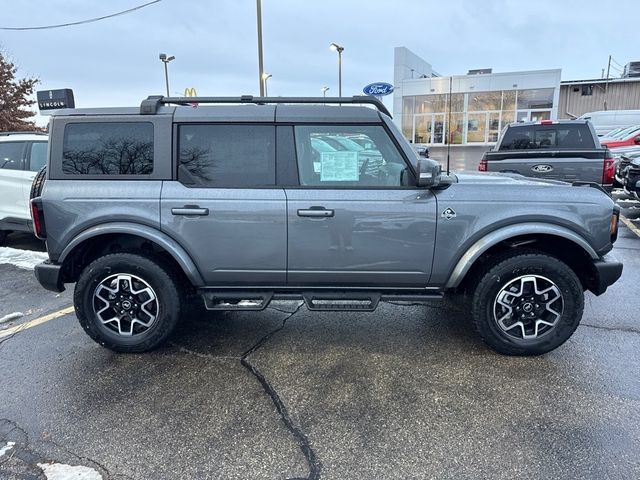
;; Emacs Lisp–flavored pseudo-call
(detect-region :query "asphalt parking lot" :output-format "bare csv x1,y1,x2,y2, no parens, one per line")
0,191,638,480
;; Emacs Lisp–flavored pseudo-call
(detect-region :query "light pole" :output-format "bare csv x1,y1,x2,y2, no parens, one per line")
262,73,272,96
321,86,329,97
256,0,265,96
159,53,175,97
329,43,344,97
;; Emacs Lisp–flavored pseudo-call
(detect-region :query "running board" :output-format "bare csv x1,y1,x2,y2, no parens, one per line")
201,291,274,311
303,291,381,311
198,289,444,312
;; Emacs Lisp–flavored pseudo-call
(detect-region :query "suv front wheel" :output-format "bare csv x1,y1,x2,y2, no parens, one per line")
74,253,183,353
471,252,584,356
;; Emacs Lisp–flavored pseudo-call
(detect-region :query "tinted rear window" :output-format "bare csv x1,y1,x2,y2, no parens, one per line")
178,124,275,187
499,124,595,150
62,122,154,175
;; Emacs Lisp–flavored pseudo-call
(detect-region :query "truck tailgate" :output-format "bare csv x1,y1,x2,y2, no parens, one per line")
484,149,606,183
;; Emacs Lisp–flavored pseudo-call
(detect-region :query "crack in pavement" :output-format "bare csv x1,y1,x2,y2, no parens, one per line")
581,322,640,335
240,302,322,480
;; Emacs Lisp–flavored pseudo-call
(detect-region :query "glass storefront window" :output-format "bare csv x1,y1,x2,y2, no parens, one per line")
517,88,554,109
501,111,514,130
468,92,501,111
414,115,431,143
415,94,447,114
502,91,516,111
447,113,465,144
467,113,487,143
530,111,551,122
488,112,501,142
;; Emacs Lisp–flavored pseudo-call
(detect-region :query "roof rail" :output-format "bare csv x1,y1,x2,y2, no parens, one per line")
0,131,47,136
139,95,392,117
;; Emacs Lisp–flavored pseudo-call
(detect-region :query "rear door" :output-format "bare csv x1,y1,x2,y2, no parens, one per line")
283,124,437,287
0,141,31,224
160,123,287,285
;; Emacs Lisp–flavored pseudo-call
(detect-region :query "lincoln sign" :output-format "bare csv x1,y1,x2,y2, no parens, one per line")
37,89,75,110
362,82,394,96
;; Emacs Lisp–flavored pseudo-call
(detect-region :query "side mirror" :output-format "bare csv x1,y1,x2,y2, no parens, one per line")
416,158,442,188
634,136,640,145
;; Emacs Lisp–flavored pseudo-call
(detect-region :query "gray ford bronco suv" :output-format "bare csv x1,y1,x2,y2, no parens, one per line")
30,95,623,356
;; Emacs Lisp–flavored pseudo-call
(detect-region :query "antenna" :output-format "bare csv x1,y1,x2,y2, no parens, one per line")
446,76,452,176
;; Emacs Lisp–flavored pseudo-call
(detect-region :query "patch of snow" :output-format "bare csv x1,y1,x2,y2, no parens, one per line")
0,312,24,324
0,247,48,270
0,441,16,456
37,462,103,480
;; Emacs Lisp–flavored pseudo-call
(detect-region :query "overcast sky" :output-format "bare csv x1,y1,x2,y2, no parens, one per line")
1,0,638,124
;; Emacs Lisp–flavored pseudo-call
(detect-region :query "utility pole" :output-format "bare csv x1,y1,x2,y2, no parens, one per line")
256,0,265,96
604,55,612,110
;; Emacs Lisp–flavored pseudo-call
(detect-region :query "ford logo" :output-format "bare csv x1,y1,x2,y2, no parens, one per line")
531,164,553,173
363,82,394,96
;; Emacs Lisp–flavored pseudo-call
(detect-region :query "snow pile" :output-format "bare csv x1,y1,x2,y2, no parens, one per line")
37,462,103,480
0,247,48,270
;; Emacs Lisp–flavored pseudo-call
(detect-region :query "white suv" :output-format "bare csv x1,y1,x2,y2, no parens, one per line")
0,131,48,244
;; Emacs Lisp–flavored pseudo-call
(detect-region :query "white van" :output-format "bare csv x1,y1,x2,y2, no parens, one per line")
579,110,640,137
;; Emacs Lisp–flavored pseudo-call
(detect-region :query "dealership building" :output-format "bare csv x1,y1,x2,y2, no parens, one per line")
393,47,563,146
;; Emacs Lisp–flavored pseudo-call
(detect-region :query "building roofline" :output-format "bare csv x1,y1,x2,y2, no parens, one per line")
561,77,640,86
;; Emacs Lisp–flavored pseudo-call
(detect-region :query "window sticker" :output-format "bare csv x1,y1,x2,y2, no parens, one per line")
320,151,359,181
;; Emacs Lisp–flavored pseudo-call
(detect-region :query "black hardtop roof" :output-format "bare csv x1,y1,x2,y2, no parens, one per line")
50,95,389,123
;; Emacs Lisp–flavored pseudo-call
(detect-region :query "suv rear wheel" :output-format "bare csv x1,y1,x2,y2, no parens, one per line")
74,253,183,353
471,252,584,356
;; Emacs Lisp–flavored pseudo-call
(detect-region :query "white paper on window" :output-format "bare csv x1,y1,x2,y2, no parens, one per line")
320,151,359,181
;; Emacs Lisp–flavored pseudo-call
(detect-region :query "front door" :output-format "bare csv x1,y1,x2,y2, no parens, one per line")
286,124,437,288
160,124,286,285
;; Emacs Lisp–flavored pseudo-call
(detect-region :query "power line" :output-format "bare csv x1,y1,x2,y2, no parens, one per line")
0,0,162,31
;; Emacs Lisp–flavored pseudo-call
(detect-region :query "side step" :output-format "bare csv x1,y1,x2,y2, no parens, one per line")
198,290,444,312
201,291,273,311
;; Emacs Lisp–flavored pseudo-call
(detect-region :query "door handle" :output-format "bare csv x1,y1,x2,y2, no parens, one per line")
171,206,209,216
297,207,335,218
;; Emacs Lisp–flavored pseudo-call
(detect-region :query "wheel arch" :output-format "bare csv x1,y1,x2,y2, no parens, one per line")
58,222,205,287
446,223,599,290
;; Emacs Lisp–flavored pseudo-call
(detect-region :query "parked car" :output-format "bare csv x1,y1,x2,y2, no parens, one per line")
579,110,640,137
623,155,640,200
600,127,640,149
614,149,640,187
30,95,622,356
600,125,640,142
0,131,48,244
479,120,614,190
411,144,429,158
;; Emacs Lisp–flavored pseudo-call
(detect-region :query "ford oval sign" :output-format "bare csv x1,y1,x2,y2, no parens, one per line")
531,164,554,173
363,82,394,96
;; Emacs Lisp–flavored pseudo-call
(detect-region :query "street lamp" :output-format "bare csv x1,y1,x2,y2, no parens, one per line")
321,86,329,97
159,53,175,97
262,73,272,97
329,42,344,97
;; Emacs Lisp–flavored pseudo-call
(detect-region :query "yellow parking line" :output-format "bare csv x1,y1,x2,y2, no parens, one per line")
620,215,640,239
0,306,74,340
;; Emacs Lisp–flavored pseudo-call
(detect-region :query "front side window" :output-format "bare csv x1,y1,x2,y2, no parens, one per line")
178,125,275,187
62,122,153,175
294,125,411,187
29,142,48,171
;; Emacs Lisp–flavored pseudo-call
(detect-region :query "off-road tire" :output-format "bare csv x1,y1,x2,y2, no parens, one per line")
30,166,47,200
471,252,584,356
74,253,183,353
